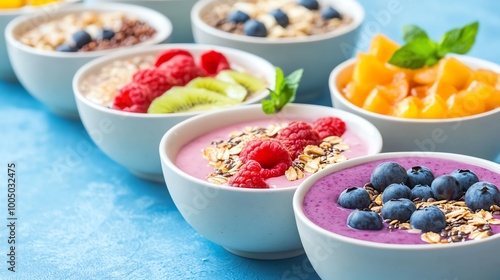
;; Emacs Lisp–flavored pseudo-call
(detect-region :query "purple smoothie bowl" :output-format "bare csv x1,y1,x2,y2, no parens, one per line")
293,152,500,280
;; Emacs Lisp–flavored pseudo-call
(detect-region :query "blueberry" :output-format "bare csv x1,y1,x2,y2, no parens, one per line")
382,183,411,204
72,30,92,49
55,44,78,52
406,165,434,189
410,184,434,201
410,206,446,233
97,28,115,41
431,175,462,200
243,19,268,37
321,6,341,20
347,210,383,230
226,10,250,24
370,162,408,192
269,9,289,28
298,0,319,10
338,187,371,209
450,169,479,191
381,198,416,222
464,182,500,211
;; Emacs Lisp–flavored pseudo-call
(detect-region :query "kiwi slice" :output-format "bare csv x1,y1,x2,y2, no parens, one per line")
216,70,267,94
147,87,239,114
186,77,248,102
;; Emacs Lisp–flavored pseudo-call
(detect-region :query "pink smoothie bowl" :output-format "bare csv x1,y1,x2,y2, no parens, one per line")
293,151,500,280
73,44,276,182
329,55,500,161
159,103,383,260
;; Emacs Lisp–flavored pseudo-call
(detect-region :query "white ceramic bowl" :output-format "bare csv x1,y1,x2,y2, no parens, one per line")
191,0,365,102
159,103,382,260
74,44,275,182
83,0,198,43
293,151,500,280
330,55,500,161
5,2,172,118
0,0,79,81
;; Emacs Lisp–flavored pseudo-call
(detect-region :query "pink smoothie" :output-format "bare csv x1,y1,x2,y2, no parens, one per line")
175,118,369,189
303,157,500,244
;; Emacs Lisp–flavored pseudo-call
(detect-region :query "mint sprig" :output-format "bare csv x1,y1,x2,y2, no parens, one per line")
388,21,479,69
262,67,303,114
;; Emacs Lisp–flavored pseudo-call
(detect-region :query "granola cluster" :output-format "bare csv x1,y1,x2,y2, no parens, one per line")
202,122,350,185
364,184,500,244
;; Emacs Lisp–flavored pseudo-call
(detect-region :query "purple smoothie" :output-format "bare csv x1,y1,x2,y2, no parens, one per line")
175,118,369,189
303,156,500,244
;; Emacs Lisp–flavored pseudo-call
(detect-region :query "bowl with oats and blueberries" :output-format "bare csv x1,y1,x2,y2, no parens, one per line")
158,70,382,259
73,43,276,182
83,0,198,43
329,22,500,160
191,0,365,102
293,151,500,280
0,0,79,82
5,2,172,118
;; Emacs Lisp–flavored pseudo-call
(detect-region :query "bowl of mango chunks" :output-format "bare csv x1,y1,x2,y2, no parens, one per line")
330,22,500,161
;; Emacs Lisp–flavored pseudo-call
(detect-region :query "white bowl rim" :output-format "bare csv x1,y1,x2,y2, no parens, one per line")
329,55,500,123
293,151,500,250
73,43,276,118
0,0,78,16
4,2,172,58
159,103,383,193
191,0,366,45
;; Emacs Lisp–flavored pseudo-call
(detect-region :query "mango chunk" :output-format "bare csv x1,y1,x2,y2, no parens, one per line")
342,81,375,107
420,94,447,119
428,80,458,100
437,57,473,90
467,68,499,87
368,34,401,63
353,53,395,85
392,96,422,118
413,65,438,85
362,87,392,115
466,81,500,111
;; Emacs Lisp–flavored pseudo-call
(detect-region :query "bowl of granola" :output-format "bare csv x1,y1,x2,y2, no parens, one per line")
73,44,276,182
191,0,365,101
0,0,79,81
293,151,500,280
5,2,172,117
159,103,382,259
83,0,198,43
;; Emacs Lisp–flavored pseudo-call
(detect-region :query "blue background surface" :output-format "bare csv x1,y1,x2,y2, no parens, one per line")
1,0,500,279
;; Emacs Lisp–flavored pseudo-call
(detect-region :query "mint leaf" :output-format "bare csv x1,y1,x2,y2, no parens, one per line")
274,67,285,93
261,99,276,114
261,67,303,114
403,24,429,43
438,21,479,56
388,37,439,69
282,68,303,104
388,21,479,69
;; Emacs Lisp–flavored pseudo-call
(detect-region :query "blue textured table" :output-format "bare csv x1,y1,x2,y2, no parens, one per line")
1,1,500,279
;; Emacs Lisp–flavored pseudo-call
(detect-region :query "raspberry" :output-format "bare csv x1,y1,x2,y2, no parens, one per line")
154,49,193,67
199,50,230,76
312,117,346,139
132,67,172,98
228,160,269,189
239,139,292,179
277,121,321,159
112,82,152,113
158,54,200,86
